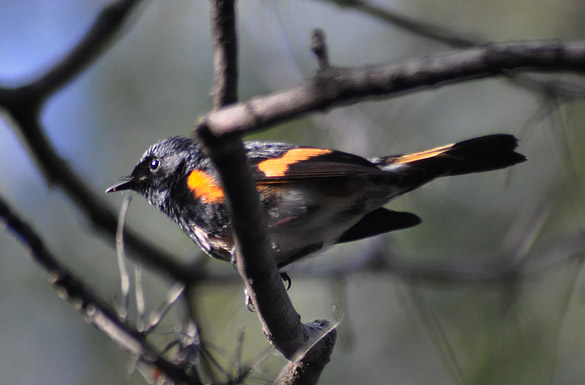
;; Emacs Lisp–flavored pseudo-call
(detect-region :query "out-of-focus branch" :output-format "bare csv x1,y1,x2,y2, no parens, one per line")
323,0,585,98
30,0,143,102
162,230,585,287
0,0,193,281
4,108,191,279
0,194,200,385
199,40,585,138
198,3,336,384
324,0,480,48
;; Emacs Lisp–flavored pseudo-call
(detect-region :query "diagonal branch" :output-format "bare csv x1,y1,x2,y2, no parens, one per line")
0,0,193,281
5,106,191,279
198,3,336,384
31,0,143,102
199,40,585,138
0,194,201,385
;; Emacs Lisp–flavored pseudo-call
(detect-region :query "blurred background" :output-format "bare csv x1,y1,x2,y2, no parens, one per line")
2,0,585,384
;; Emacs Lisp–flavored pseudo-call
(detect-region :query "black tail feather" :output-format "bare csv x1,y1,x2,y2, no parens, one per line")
438,134,526,176
378,134,526,177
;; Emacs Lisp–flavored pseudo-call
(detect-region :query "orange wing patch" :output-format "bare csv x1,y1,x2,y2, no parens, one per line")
187,170,224,203
258,148,332,177
392,143,454,164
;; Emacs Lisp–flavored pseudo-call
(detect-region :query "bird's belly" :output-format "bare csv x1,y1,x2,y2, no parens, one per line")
266,190,367,267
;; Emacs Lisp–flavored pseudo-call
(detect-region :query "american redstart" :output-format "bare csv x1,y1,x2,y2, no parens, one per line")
107,134,525,268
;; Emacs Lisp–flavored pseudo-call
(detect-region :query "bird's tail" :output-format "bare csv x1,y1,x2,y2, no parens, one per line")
373,134,526,191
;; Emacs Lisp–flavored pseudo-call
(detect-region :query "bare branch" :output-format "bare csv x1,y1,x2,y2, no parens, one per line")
275,321,337,385
210,0,239,107
197,124,308,356
1,107,192,279
115,195,133,321
0,194,200,385
0,0,193,282
32,0,143,102
323,0,585,98
200,2,337,380
200,40,585,138
204,0,306,357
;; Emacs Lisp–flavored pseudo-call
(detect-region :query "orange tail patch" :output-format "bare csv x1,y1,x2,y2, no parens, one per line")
391,143,454,165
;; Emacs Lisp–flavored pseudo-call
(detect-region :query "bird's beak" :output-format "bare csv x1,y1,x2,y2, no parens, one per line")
105,178,136,193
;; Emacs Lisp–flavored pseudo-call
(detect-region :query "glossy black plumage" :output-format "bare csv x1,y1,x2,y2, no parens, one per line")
107,134,525,267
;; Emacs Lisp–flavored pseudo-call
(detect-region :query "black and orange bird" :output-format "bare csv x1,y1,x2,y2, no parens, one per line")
107,134,525,268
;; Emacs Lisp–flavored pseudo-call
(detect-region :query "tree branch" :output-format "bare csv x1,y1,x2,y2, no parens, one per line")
31,0,143,102
198,3,336,383
200,40,585,138
210,0,239,108
0,0,194,281
0,194,200,385
323,0,585,98
202,0,305,357
197,124,311,357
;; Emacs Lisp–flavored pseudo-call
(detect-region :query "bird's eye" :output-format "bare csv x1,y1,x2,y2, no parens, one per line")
149,158,160,171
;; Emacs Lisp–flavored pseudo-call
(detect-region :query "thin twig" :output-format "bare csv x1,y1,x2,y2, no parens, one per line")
135,264,147,331
0,194,199,385
404,282,467,385
144,282,185,334
311,29,330,71
115,194,132,321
